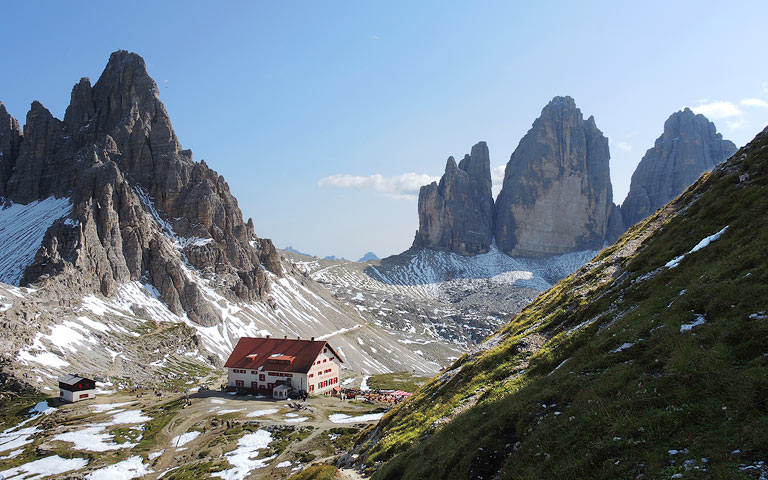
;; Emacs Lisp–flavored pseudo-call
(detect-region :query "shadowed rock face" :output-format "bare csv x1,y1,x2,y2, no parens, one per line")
0,102,23,199
0,50,281,326
413,141,494,255
620,108,736,228
494,96,616,256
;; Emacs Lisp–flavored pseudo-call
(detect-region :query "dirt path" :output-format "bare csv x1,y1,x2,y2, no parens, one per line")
337,468,368,480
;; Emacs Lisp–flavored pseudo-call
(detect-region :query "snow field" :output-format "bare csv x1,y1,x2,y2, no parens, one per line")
246,409,279,418
171,431,201,448
0,197,72,285
212,429,275,480
328,412,385,424
0,455,89,480
85,456,152,480
52,409,151,452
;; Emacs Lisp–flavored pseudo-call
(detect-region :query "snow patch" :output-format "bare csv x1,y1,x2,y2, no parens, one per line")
680,315,707,333
148,449,165,460
328,413,385,423
666,226,729,269
86,455,152,480
172,431,200,448
246,409,279,418
0,455,88,480
211,429,275,480
29,400,56,416
610,342,634,353
0,197,72,285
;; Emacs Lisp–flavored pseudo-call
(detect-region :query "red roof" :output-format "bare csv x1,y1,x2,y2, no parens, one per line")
224,337,344,373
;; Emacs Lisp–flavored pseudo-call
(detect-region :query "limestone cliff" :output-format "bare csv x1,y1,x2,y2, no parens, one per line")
0,50,281,326
413,141,494,255
620,108,736,227
493,96,616,255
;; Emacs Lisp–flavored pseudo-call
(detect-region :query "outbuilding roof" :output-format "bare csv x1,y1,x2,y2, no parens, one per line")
224,337,343,373
58,374,92,386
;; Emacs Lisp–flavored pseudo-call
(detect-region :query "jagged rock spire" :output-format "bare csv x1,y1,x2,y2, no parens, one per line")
413,141,494,255
0,101,23,199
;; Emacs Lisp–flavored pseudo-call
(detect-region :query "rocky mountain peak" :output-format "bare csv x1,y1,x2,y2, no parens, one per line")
413,141,494,255
0,101,23,199
445,156,458,172
620,109,736,227
493,96,617,255
0,50,281,327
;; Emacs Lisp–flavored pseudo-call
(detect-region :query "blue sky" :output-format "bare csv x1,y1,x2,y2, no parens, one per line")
2,1,767,259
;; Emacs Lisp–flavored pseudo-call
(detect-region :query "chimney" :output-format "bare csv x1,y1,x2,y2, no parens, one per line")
311,337,315,341
284,335,287,339
266,334,270,339
297,336,300,340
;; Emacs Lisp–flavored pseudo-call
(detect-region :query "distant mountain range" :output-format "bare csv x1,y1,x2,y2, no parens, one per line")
357,251,379,262
283,246,377,263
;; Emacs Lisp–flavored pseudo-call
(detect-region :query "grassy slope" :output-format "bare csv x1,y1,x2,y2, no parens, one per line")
353,127,768,479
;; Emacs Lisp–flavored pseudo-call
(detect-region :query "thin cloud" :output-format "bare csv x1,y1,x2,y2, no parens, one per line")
491,165,506,186
725,119,745,131
691,101,742,119
491,165,506,198
740,98,768,109
317,172,439,200
763,82,768,94
616,141,632,152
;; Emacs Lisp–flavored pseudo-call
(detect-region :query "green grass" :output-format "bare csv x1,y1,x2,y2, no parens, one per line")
265,426,315,457
327,427,359,452
367,372,430,392
163,459,228,479
288,464,338,480
354,130,768,479
110,427,142,444
134,397,186,451
0,391,47,431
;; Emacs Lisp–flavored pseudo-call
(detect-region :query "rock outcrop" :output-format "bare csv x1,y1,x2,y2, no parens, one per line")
620,108,736,228
413,141,494,255
494,96,616,255
0,50,281,326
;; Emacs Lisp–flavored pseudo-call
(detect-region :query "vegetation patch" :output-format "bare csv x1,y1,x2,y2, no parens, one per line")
367,372,430,392
265,425,315,457
134,397,185,451
327,427,360,452
163,459,228,479
110,427,142,444
0,391,47,431
288,464,339,480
